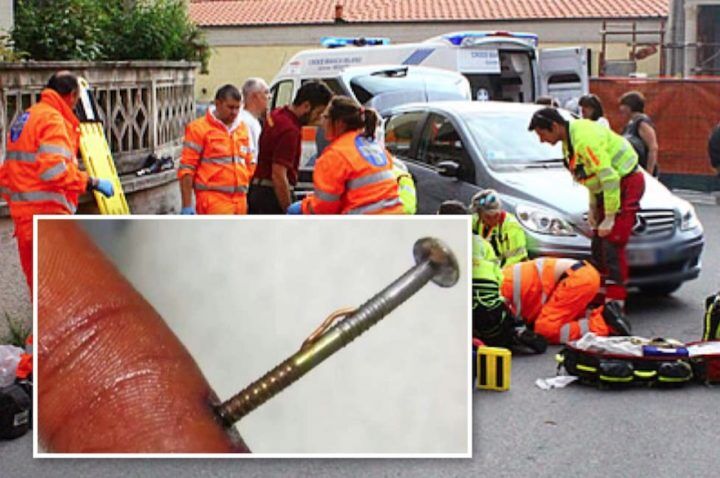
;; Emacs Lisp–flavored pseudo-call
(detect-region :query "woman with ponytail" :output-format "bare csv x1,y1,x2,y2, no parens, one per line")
288,96,405,215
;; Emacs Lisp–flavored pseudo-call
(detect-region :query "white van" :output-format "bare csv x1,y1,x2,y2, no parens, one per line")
272,31,589,108
269,63,471,111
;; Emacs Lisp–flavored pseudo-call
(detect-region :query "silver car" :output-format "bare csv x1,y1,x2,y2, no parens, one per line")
383,101,704,294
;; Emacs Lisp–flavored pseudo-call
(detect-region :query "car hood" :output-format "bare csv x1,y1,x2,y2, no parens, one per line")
494,167,682,217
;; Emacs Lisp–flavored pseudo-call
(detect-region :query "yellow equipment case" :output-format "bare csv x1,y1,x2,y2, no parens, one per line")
476,346,511,391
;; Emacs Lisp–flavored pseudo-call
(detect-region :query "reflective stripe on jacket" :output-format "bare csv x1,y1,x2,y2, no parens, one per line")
393,163,416,215
474,212,528,267
500,258,598,323
472,235,504,310
564,119,638,215
179,110,255,195
301,130,405,215
0,89,88,215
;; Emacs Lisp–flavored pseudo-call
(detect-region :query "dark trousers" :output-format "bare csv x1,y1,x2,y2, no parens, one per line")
248,185,286,215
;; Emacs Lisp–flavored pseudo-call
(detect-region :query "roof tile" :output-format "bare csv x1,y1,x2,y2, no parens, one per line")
189,1,669,27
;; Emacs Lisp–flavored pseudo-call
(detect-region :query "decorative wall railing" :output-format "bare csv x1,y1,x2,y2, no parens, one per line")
0,61,197,175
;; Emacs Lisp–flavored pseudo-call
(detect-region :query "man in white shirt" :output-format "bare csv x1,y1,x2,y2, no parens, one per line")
239,78,270,160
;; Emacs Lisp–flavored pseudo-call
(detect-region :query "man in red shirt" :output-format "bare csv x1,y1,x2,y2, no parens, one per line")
248,81,333,214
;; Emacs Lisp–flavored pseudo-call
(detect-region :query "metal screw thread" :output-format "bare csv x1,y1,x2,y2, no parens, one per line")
216,358,302,427
334,261,436,345
216,239,456,426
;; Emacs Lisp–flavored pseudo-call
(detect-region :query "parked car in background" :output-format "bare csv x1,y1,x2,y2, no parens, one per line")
270,64,471,193
195,101,211,118
382,101,704,294
270,63,471,114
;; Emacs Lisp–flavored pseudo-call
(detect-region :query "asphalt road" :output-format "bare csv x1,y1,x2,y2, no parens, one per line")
1,201,717,477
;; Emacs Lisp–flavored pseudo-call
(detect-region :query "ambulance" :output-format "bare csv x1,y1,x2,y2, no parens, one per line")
270,31,589,109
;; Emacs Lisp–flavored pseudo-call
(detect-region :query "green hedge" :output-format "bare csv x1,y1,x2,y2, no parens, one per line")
11,0,209,71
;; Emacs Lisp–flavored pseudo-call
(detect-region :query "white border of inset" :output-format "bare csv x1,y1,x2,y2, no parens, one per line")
33,214,473,459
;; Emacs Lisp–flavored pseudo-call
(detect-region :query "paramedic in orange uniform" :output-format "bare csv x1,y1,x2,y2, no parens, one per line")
0,71,114,296
289,96,405,215
178,85,255,215
501,258,632,344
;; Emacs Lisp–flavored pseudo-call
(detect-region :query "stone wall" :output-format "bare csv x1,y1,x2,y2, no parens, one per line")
0,61,196,339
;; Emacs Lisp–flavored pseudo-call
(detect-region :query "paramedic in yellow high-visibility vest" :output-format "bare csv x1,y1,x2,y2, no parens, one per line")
470,189,528,268
528,107,645,309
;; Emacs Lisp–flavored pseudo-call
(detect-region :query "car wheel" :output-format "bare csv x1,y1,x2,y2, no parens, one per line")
638,282,683,296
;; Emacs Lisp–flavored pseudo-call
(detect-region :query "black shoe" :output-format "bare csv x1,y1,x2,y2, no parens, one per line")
603,301,632,336
158,155,174,172
513,327,548,354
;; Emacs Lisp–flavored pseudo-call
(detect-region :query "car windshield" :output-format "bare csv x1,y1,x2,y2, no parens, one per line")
461,110,563,165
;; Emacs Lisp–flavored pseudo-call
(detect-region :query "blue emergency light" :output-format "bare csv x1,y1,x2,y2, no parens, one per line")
320,36,390,48
443,31,538,47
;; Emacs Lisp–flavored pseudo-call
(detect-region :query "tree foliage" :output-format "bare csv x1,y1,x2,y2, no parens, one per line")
0,32,28,62
11,0,210,71
12,0,107,61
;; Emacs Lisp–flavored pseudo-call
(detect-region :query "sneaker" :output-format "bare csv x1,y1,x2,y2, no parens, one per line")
603,301,632,336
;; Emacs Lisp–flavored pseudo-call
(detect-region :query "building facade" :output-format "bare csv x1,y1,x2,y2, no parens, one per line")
0,0,13,32
190,0,669,101
667,0,720,76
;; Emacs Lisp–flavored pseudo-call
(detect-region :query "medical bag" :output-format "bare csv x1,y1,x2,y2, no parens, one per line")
702,292,720,341
687,341,720,384
557,336,694,389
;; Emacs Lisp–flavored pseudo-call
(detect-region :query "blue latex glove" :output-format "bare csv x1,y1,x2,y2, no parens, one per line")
180,206,196,215
91,178,115,198
286,201,303,215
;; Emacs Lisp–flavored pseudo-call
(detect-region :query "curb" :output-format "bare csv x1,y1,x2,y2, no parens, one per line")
671,189,720,206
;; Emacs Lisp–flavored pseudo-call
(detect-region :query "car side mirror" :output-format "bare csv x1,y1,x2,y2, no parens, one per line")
437,160,460,178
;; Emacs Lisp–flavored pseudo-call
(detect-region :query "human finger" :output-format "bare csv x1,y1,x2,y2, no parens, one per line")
37,220,248,453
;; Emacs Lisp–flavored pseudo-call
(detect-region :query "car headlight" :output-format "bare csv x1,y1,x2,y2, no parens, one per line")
679,202,701,231
515,204,577,236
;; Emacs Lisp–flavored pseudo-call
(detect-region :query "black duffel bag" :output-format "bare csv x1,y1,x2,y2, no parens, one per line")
0,383,31,440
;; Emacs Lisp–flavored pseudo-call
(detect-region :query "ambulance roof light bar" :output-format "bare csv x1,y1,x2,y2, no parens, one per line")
442,31,539,47
320,36,390,48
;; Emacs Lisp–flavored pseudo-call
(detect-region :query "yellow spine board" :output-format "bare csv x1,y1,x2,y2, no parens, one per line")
78,122,130,214
476,347,512,391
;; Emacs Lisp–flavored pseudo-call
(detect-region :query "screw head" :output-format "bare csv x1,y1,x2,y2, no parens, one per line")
413,237,459,287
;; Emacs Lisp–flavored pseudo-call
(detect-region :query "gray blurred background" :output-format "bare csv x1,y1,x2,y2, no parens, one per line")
78,217,470,455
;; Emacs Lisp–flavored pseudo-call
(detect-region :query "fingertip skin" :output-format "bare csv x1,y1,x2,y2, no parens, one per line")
38,220,249,453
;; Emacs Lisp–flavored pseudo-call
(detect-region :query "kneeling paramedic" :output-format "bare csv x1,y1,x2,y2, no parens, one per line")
500,258,632,344
470,189,528,268
529,107,645,309
0,71,114,296
470,234,546,354
178,85,255,215
289,97,404,215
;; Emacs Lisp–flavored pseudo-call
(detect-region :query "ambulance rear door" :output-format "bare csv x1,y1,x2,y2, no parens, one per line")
538,47,589,108
457,40,536,103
